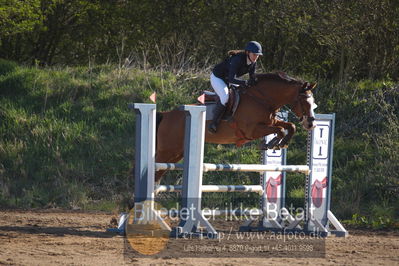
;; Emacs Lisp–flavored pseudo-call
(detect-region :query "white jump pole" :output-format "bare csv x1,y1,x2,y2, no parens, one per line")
155,184,264,194
156,163,309,174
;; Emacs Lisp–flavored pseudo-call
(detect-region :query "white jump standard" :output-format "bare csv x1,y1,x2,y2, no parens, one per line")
241,113,348,237
130,103,347,238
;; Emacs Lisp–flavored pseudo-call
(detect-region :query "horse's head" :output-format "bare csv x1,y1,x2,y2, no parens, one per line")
292,82,317,130
249,73,317,130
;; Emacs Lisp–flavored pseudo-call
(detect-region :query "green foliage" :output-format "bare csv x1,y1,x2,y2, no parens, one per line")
1,1,399,81
347,207,398,230
0,0,43,36
0,59,17,76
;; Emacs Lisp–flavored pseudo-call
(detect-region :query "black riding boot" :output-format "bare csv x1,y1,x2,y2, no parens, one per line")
208,101,226,133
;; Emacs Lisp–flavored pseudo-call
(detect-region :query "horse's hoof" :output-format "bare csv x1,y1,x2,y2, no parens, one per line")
278,139,289,149
266,137,281,150
278,144,288,149
268,144,278,150
278,141,288,149
258,142,268,150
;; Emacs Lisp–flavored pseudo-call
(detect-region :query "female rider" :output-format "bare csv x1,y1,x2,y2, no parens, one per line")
209,41,263,133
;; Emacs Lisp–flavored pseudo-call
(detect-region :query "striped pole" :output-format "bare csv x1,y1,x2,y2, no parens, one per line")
155,185,264,194
156,163,310,174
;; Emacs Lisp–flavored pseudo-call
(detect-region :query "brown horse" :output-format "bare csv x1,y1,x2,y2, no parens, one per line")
155,72,317,183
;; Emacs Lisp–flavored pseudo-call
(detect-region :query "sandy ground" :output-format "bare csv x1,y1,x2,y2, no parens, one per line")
0,209,398,265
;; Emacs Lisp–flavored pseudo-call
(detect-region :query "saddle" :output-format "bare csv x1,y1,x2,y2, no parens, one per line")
266,174,282,203
200,87,240,121
311,177,328,208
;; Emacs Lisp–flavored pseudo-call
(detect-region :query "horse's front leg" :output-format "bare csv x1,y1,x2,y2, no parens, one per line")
274,120,296,149
251,123,286,150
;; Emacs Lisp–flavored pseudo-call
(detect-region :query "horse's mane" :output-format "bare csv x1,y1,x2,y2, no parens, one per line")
256,71,303,85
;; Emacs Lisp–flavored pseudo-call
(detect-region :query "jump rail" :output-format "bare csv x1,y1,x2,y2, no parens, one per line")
156,163,310,174
127,103,348,238
155,184,264,194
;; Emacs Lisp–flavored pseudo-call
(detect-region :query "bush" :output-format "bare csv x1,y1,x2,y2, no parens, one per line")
0,59,17,76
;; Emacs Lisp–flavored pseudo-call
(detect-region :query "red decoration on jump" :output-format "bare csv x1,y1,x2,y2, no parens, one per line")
149,92,156,103
197,94,205,104
311,177,328,208
266,174,282,203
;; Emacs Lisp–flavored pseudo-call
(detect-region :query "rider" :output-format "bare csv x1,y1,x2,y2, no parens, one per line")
208,41,263,133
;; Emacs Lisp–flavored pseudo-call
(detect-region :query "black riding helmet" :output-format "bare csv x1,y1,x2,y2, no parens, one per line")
245,41,263,55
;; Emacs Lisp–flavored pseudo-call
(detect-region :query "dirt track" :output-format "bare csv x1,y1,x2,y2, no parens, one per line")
0,210,398,265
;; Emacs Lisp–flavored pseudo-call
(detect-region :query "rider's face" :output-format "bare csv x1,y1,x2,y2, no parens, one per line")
248,52,260,63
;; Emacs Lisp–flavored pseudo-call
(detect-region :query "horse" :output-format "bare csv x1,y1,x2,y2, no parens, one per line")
154,72,317,183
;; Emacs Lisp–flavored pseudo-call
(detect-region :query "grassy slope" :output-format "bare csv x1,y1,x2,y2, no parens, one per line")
0,60,398,227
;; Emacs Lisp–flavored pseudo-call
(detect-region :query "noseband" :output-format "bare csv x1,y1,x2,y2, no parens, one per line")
299,116,315,123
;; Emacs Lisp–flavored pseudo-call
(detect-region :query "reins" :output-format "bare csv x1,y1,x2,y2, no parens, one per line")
243,85,312,122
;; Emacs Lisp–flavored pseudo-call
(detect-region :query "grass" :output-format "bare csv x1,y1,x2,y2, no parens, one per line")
0,60,398,226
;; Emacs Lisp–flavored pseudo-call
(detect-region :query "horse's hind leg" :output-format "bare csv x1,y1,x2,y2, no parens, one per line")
155,151,184,184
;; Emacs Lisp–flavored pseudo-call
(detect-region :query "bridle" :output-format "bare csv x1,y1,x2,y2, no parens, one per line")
296,91,316,124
